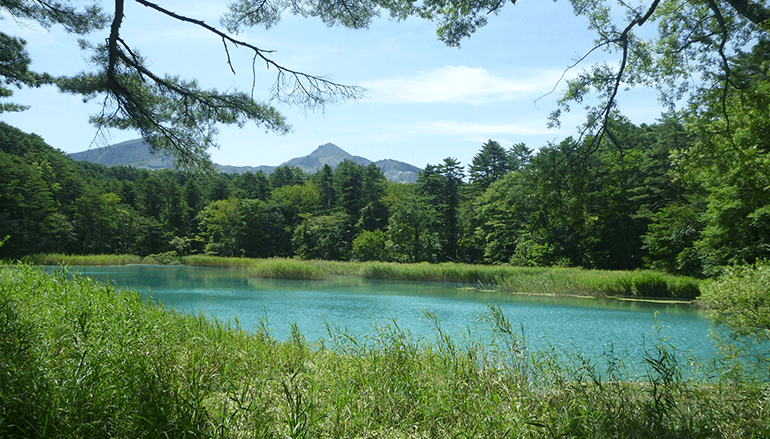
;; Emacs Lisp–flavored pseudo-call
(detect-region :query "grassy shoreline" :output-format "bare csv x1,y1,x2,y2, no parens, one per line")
25,253,702,300
2,264,767,438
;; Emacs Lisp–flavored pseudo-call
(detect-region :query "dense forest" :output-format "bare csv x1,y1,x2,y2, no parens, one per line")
3,39,770,279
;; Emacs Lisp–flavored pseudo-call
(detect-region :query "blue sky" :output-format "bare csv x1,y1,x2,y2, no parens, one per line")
2,1,665,170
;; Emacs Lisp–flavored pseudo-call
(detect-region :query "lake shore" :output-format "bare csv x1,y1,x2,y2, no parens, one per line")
26,253,702,301
2,264,766,438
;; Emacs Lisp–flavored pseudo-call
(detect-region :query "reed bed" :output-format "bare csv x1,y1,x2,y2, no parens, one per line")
24,253,702,299
23,253,145,266
182,254,260,269
1,265,766,438
355,262,700,299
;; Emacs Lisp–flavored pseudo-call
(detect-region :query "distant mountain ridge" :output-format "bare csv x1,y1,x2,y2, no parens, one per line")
68,140,421,183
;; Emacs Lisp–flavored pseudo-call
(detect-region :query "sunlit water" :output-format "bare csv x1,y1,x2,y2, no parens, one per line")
63,265,717,370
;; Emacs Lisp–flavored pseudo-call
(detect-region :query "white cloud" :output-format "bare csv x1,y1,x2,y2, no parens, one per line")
365,66,562,105
410,120,555,137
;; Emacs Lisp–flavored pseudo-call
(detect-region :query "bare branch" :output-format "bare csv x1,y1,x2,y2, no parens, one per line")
705,0,738,151
133,0,365,108
535,40,613,108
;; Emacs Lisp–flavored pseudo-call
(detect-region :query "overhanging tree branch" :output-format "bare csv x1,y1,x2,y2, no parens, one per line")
705,0,737,149
722,0,770,26
554,0,661,163
133,0,365,108
4,0,371,169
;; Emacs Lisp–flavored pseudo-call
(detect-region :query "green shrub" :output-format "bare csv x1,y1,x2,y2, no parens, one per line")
142,251,181,265
352,230,390,262
700,262,770,343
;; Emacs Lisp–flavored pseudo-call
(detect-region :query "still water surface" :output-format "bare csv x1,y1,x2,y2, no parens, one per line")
69,265,716,365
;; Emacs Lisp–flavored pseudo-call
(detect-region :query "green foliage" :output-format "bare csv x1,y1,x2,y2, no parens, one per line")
468,139,510,192
73,190,137,254
196,198,243,257
510,233,554,267
644,203,704,276
312,164,336,210
333,159,365,218
248,258,324,280
383,183,439,263
0,33,53,113
231,171,269,200
292,211,354,260
23,253,145,266
417,157,465,262
3,1,770,272
142,251,182,265
239,198,293,257
352,229,390,261
693,151,770,275
0,150,57,256
471,171,533,264
668,277,701,301
270,182,321,215
467,121,690,271
269,165,308,189
0,266,764,438
358,162,389,230
661,38,770,276
0,264,272,438
4,46,770,279
631,272,671,298
0,280,51,437
700,262,770,343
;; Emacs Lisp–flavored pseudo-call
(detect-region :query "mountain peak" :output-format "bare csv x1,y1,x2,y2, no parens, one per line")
309,143,349,158
69,139,420,183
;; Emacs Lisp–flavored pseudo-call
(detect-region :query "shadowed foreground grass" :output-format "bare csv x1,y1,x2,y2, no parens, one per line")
2,265,768,438
28,253,701,300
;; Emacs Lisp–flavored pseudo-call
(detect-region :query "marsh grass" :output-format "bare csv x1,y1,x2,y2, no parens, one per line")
23,253,145,266
494,268,701,300
1,265,767,438
26,253,701,299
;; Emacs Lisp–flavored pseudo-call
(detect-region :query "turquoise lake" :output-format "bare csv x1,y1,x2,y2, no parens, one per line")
66,265,717,369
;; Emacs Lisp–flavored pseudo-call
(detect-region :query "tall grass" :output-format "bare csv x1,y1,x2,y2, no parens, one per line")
358,262,700,300
23,253,145,266
26,253,701,299
182,254,259,269
1,265,766,438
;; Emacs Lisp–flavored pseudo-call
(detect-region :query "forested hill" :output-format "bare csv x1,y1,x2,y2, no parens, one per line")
69,139,421,183
3,55,770,282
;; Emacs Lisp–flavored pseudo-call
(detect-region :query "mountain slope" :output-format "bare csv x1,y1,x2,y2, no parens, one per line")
68,139,177,170
375,159,422,184
68,140,420,183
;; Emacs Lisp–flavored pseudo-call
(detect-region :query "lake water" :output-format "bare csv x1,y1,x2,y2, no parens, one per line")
65,265,717,368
